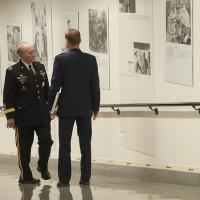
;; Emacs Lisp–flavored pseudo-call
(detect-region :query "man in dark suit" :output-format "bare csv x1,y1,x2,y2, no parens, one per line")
3,42,53,184
49,29,100,187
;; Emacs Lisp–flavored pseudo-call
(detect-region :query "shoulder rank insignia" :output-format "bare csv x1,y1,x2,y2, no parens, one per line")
8,66,13,71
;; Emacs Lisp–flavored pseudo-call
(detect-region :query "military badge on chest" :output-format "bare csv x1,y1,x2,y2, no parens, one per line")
17,74,28,91
17,74,28,82
39,70,46,87
21,86,27,91
39,70,46,77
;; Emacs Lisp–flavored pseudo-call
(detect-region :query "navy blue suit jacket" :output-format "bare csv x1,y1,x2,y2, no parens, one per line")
49,48,100,117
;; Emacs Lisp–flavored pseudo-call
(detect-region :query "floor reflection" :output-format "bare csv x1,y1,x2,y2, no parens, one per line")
19,184,39,200
19,184,52,200
19,184,93,200
58,187,73,200
39,185,51,199
1,161,200,200
80,186,93,200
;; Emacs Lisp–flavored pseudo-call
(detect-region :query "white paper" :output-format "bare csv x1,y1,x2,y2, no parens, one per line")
88,8,110,90
7,24,21,64
165,0,193,86
31,0,48,69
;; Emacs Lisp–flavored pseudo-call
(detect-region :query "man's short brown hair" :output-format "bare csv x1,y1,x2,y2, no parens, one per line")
65,29,81,45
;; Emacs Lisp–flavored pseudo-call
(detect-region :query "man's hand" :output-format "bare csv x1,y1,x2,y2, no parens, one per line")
50,111,57,120
92,111,99,120
7,119,15,128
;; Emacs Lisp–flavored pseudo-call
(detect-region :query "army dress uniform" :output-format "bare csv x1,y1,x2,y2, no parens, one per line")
3,60,53,181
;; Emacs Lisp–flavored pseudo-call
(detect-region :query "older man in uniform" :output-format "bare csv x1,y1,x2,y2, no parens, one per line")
3,42,53,184
49,29,100,187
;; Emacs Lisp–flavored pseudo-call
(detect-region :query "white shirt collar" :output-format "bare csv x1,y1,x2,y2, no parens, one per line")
21,60,36,74
21,60,32,69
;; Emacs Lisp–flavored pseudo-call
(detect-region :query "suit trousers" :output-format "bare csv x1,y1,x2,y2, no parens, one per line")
58,116,92,184
15,124,53,180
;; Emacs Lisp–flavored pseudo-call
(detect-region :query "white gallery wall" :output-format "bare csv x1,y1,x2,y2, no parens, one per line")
154,0,200,168
1,0,200,171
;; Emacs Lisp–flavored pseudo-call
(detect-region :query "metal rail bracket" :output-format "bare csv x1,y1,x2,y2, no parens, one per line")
192,105,200,114
148,106,159,115
111,107,120,115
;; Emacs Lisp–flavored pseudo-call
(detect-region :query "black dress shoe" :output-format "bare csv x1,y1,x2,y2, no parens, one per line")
18,178,41,184
37,166,51,180
57,182,69,187
79,180,90,185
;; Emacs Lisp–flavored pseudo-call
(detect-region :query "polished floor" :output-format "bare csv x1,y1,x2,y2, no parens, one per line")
0,161,200,199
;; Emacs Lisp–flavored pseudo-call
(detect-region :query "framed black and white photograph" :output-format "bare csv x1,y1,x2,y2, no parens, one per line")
165,0,193,86
133,42,151,75
7,24,21,63
119,0,136,13
60,11,79,52
31,0,48,68
166,0,191,45
88,8,110,90
89,9,108,54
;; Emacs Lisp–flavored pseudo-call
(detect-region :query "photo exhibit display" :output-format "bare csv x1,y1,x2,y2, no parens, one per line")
133,42,151,75
31,0,48,68
166,0,191,45
89,8,108,54
88,8,110,90
7,24,21,63
119,0,136,13
165,0,193,86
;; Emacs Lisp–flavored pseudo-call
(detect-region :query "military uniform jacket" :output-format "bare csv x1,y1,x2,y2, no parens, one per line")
49,48,100,117
3,60,50,127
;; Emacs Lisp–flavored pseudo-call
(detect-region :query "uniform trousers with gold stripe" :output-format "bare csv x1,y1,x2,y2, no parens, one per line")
15,124,53,180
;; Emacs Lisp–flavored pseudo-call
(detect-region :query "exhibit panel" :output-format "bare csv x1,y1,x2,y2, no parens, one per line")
31,0,49,69
119,0,156,156
165,0,193,86
119,0,154,81
7,23,22,64
88,7,110,90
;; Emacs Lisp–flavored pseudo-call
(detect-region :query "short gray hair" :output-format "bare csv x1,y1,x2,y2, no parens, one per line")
17,42,33,55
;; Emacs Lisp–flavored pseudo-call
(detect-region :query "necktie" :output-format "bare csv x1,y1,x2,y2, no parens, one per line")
28,65,35,75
